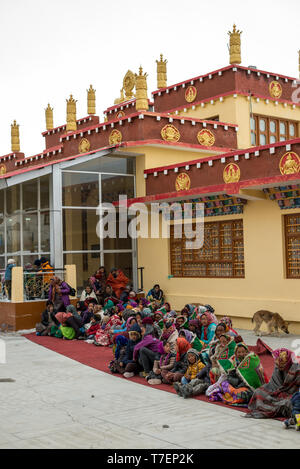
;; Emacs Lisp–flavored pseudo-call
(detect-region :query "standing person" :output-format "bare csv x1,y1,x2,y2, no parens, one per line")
4,259,16,300
48,276,71,312
106,268,130,299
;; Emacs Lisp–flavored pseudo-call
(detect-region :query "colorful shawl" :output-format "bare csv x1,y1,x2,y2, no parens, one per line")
176,337,191,361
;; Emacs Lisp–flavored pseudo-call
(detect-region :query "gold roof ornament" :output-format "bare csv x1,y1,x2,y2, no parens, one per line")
45,104,54,130
135,66,149,111
87,85,96,115
11,120,20,152
114,70,136,105
156,54,167,89
66,94,77,132
228,24,242,65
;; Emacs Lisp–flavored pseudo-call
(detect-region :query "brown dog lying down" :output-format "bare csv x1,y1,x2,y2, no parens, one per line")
252,310,290,336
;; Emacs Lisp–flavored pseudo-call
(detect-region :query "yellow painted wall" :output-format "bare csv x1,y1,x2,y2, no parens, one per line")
137,200,300,333
120,145,216,198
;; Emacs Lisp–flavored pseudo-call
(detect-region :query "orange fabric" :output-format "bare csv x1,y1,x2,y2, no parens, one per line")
106,270,129,298
176,337,191,361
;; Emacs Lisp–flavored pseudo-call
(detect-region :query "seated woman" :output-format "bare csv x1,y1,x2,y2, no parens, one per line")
109,335,129,374
161,337,191,385
80,285,98,303
132,323,162,378
160,318,178,353
94,310,123,346
206,343,266,407
147,341,176,385
246,348,300,419
219,315,240,338
54,310,79,340
197,312,217,350
121,329,142,378
175,315,189,331
36,301,57,336
146,284,164,306
209,334,237,384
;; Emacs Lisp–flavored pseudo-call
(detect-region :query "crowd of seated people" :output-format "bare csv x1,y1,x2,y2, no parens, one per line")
35,266,300,426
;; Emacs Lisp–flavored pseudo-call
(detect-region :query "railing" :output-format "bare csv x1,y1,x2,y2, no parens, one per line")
23,268,66,301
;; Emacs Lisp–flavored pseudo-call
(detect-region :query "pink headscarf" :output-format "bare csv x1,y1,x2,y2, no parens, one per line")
272,348,295,371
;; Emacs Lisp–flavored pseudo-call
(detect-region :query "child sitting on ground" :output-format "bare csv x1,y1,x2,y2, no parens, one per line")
284,388,300,430
147,341,176,385
85,314,101,340
173,349,205,396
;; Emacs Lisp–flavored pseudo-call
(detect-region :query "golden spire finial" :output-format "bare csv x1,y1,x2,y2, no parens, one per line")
156,53,167,89
11,120,20,152
45,104,54,130
135,66,149,111
228,24,242,65
66,94,77,132
87,85,96,115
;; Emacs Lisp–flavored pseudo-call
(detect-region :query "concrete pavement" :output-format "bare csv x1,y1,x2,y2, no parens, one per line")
0,329,299,449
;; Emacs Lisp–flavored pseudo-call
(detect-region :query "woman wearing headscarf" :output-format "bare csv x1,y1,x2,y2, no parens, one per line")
246,348,300,419
132,323,162,378
198,312,217,348
48,276,71,312
160,318,178,353
161,337,191,384
94,310,123,346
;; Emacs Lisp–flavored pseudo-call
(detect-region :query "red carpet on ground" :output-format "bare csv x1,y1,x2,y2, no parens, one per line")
23,333,276,415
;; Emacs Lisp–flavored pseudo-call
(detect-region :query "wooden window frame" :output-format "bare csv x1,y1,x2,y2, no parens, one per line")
170,219,245,279
284,213,300,279
251,114,298,146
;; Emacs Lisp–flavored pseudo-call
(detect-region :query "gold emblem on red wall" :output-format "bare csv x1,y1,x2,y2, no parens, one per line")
185,86,197,103
269,81,282,99
197,129,215,146
0,164,6,175
223,163,240,183
279,152,300,175
161,124,180,143
109,129,123,145
116,110,125,119
175,172,191,191
78,138,91,153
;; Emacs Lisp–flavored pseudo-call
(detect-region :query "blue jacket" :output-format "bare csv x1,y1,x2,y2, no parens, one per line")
200,323,217,345
5,264,15,281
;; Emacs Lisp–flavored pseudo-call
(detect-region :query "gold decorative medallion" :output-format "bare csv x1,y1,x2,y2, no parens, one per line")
109,129,122,145
0,164,6,175
223,163,241,183
78,138,91,153
116,111,125,119
175,172,191,191
279,152,300,175
269,81,282,99
161,124,180,143
185,86,197,103
197,129,215,146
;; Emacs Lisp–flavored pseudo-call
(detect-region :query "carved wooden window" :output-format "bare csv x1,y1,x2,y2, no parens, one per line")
251,115,298,146
170,219,245,278
285,214,300,279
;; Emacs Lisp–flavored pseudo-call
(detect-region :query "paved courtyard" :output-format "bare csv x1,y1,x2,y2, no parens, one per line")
0,329,299,449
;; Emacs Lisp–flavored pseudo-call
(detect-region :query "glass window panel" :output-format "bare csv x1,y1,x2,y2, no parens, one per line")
23,212,38,252
101,174,134,203
64,252,101,294
62,172,99,207
0,209,4,255
63,209,100,251
6,186,20,216
289,124,295,137
103,212,132,250
250,118,256,131
270,135,276,144
269,121,276,133
22,180,38,212
259,119,266,131
69,155,135,175
23,255,40,269
259,134,266,145
250,132,256,145
280,122,286,135
280,136,286,141
40,175,50,209
6,214,20,253
104,252,133,284
0,256,5,270
40,211,50,252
